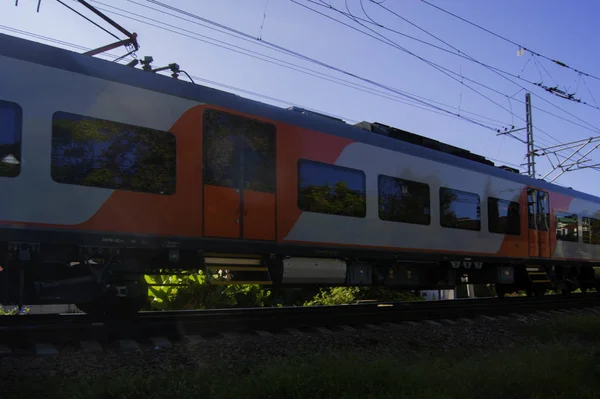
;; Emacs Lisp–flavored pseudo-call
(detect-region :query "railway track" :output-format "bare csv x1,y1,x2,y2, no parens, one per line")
1,294,599,357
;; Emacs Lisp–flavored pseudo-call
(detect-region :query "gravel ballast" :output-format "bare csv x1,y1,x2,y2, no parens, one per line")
0,309,586,382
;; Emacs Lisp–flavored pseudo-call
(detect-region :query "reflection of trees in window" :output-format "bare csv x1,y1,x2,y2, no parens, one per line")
203,110,237,188
241,120,275,193
527,189,537,229
439,187,481,231
203,109,275,193
51,112,176,195
0,100,22,178
556,211,578,242
378,175,430,225
582,217,600,245
488,197,520,235
298,160,366,217
527,189,550,231
537,191,550,231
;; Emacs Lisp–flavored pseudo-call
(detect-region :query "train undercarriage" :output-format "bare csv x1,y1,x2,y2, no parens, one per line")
1,241,599,319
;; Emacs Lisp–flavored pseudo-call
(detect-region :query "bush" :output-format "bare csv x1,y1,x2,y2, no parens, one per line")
144,271,271,310
304,286,423,306
145,271,423,310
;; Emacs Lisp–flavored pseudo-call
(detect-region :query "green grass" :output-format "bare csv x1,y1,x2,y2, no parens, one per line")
6,313,600,399
6,343,600,399
521,313,600,342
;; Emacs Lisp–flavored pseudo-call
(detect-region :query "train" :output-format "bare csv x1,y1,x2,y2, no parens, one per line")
1,32,600,318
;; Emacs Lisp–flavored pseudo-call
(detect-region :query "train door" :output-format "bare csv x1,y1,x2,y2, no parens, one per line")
202,109,276,241
527,188,551,257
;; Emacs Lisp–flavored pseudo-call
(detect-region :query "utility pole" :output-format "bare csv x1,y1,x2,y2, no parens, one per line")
497,92,534,177
498,92,600,182
525,93,536,178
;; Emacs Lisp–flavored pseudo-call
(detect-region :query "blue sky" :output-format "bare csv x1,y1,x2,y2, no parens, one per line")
3,0,600,195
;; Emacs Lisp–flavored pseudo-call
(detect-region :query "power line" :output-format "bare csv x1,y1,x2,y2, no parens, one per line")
367,0,599,111
312,0,600,143
288,0,519,122
88,0,506,132
303,0,598,111
419,0,600,82
354,0,600,140
81,0,509,129
290,0,581,147
128,0,600,138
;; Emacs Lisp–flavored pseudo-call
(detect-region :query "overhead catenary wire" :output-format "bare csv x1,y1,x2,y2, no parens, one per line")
125,0,600,140
328,0,600,140
290,0,522,122
366,0,600,112
418,0,600,83
297,0,600,143
305,0,600,111
290,0,586,148
67,0,510,129
87,0,508,132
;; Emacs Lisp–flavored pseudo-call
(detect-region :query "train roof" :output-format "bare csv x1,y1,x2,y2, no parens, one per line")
1,32,598,204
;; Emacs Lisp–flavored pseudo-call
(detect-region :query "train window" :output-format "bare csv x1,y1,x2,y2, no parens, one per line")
439,187,481,231
51,112,177,195
527,189,537,229
537,191,550,231
488,197,520,235
556,211,579,242
378,175,430,225
527,189,549,231
0,100,22,178
297,159,366,217
242,121,276,193
203,109,276,192
582,217,600,245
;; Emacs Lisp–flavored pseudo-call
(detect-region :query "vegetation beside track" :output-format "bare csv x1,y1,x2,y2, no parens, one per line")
144,271,423,310
144,269,596,311
6,313,600,399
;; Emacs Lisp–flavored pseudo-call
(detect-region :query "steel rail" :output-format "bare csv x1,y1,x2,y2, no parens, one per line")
0,293,598,354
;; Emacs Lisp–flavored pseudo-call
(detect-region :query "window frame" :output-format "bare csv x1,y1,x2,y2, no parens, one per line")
50,111,177,195
377,174,431,226
439,187,481,231
297,159,366,218
487,197,521,236
555,210,579,242
0,99,23,178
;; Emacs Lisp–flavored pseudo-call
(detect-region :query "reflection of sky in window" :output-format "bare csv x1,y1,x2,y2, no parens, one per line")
0,105,16,145
445,189,480,220
299,161,364,193
496,201,509,217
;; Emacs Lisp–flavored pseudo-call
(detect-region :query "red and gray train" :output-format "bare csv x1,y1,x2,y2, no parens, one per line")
1,33,599,317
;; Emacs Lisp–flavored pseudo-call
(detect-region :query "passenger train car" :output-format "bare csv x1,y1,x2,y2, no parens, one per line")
1,32,600,317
